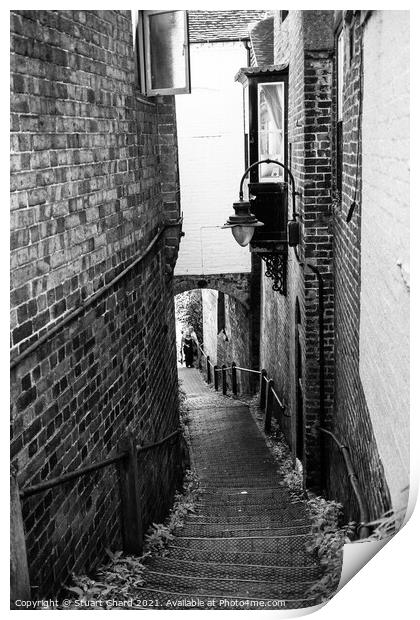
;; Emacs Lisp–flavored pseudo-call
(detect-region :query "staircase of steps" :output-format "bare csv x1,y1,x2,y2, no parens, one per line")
134,369,323,610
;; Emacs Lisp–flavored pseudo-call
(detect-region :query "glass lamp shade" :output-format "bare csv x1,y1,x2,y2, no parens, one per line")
231,225,256,247
222,198,264,247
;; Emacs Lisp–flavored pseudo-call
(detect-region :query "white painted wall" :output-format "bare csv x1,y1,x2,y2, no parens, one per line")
359,11,410,514
175,42,251,275
201,289,218,364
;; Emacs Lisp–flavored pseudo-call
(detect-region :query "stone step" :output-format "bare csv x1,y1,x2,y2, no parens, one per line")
144,556,323,583
166,545,318,567
197,466,279,473
191,450,274,460
140,569,318,599
196,492,298,507
199,485,291,495
193,505,306,519
198,473,282,482
188,505,308,522
175,523,311,537
170,534,315,559
197,483,286,491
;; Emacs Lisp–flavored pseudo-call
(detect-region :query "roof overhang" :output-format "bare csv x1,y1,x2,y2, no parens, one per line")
235,63,289,85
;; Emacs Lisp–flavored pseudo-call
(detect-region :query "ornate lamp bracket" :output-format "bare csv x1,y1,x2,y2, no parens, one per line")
260,252,287,294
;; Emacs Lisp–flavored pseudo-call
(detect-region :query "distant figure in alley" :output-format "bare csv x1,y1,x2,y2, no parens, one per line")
180,326,200,368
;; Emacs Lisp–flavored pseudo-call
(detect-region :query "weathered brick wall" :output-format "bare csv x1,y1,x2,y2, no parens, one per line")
300,18,335,489
330,11,393,521
201,289,254,393
10,9,183,596
217,294,254,393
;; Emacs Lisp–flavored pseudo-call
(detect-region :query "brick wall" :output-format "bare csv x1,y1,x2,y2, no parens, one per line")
201,289,254,393
301,29,335,489
217,294,254,393
10,9,184,595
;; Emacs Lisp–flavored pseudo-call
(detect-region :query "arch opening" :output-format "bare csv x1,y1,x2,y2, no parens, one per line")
174,287,255,394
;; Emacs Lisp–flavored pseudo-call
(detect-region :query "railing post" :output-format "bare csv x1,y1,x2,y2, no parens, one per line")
265,379,274,434
214,365,219,391
10,471,31,608
206,356,211,384
231,362,237,395
117,433,143,554
260,369,267,409
222,365,227,395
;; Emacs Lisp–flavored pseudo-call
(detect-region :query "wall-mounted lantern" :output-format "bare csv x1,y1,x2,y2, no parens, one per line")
223,65,298,295
222,158,299,295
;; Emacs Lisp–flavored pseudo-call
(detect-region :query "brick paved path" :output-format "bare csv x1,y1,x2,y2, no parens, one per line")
136,368,322,610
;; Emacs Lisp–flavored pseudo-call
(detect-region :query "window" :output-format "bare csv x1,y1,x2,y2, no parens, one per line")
258,82,285,182
132,10,191,96
336,28,344,194
236,68,288,184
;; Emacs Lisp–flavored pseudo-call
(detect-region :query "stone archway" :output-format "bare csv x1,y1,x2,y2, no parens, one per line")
174,272,251,309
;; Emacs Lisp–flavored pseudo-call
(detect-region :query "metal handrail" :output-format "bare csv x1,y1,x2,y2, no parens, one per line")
11,220,182,371
201,349,287,415
20,428,181,499
271,386,286,410
234,366,261,375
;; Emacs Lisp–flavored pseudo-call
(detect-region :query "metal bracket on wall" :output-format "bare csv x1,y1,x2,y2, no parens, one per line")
260,253,287,295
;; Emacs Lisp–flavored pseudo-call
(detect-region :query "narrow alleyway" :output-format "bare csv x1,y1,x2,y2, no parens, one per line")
135,368,322,609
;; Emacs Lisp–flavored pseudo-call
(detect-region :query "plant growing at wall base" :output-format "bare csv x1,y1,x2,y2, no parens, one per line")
61,549,148,607
60,470,200,607
144,469,200,555
304,497,356,603
367,499,407,541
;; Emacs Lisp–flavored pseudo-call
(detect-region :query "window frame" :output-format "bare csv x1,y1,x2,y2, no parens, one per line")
246,70,288,184
132,11,146,94
143,10,191,96
257,81,286,183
